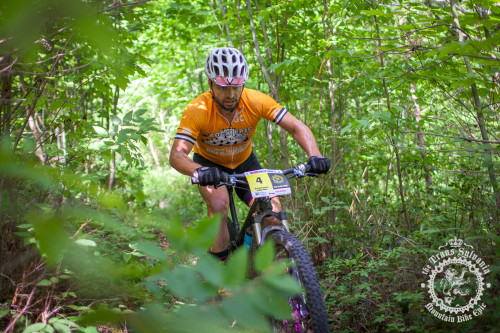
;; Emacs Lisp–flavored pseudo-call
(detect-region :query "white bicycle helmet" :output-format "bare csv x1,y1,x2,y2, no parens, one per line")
205,47,249,87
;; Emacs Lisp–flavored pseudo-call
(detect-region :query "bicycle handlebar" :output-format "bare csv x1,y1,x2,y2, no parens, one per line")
191,163,314,186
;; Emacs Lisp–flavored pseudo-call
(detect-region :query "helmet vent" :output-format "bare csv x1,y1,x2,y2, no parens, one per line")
205,47,249,86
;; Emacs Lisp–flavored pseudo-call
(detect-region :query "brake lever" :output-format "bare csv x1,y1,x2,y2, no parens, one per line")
214,175,239,189
291,164,309,178
306,172,318,177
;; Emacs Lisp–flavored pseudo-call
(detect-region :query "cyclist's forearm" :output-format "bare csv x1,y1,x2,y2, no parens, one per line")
169,140,201,176
169,151,200,176
294,130,322,157
289,122,322,158
278,113,323,158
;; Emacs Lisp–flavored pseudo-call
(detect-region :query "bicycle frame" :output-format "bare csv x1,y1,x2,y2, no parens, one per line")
193,164,330,332
227,186,291,251
192,163,311,250
222,165,312,251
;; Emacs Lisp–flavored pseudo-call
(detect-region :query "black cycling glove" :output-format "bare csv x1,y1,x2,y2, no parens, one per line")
193,166,222,186
308,156,331,174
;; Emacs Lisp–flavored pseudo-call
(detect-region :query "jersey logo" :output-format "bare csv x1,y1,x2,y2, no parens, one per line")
232,107,245,123
201,128,251,146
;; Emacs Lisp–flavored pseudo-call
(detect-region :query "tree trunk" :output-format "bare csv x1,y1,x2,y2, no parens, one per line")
372,4,411,231
265,122,274,168
217,0,234,47
0,54,14,221
450,0,499,206
254,0,277,85
17,77,46,164
148,136,160,167
0,55,13,139
108,85,119,192
245,0,290,168
322,0,338,227
411,84,432,191
157,96,170,147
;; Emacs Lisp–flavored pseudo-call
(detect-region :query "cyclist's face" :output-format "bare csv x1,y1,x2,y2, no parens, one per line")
209,80,244,113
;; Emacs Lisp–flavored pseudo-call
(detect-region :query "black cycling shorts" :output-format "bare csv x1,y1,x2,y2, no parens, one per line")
193,152,263,205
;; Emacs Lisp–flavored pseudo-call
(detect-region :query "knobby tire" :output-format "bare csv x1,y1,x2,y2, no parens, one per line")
269,231,329,333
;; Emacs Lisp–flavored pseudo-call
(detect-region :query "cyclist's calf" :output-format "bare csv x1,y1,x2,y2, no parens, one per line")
198,185,230,253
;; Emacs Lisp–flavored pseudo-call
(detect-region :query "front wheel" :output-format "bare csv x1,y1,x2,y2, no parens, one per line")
269,231,329,333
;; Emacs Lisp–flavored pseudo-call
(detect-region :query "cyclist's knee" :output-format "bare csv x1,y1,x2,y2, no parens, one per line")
206,196,229,215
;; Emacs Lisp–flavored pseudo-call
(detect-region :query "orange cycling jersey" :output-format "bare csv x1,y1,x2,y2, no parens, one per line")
174,88,288,169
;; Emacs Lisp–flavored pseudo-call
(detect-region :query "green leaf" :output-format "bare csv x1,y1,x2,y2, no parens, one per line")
31,213,69,265
111,115,121,125
224,247,249,286
116,131,129,144
377,44,395,51
133,108,148,120
23,323,48,333
380,111,393,122
220,295,271,331
75,239,97,247
78,307,124,326
185,215,220,251
164,218,186,252
122,111,133,124
361,9,385,16
254,240,275,273
133,188,145,205
53,322,72,333
357,118,371,129
123,253,132,263
195,255,224,287
340,123,352,135
0,308,9,319
161,266,216,301
465,233,500,244
263,275,302,295
310,236,329,244
42,325,55,333
247,287,293,320
129,241,167,261
92,126,108,137
420,228,442,234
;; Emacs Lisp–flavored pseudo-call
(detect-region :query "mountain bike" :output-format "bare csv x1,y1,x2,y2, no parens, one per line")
192,163,330,332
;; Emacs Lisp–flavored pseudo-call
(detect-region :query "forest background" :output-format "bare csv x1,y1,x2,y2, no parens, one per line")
0,0,498,332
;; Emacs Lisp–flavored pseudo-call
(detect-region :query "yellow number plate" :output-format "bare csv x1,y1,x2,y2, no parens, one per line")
244,169,291,198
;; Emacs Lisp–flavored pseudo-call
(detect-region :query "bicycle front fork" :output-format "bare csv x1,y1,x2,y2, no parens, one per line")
251,209,289,246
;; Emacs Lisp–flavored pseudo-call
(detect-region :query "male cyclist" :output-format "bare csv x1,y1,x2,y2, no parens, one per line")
169,47,330,261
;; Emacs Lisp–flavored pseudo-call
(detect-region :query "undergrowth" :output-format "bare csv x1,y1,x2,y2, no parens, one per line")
1,159,498,332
